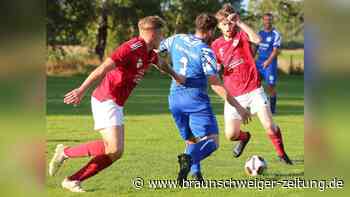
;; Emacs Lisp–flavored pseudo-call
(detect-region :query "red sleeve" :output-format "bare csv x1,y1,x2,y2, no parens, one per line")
240,32,255,66
110,42,131,67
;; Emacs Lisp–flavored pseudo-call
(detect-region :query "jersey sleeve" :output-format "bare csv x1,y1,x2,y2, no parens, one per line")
210,42,222,72
241,31,250,43
200,47,218,76
273,31,281,48
159,35,177,54
110,43,132,67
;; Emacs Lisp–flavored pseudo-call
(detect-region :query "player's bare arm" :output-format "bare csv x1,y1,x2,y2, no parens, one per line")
63,58,115,105
152,62,186,84
152,50,186,84
263,48,279,68
208,75,252,124
228,13,261,45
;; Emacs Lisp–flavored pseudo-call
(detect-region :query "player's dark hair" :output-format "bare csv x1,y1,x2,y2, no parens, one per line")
215,3,238,22
263,12,273,19
195,13,217,33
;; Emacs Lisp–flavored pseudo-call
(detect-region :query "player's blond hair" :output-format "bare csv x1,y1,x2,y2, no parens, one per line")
215,3,237,22
138,15,165,31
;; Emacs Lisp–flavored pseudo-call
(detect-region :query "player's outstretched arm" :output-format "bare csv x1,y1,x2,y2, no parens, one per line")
228,13,261,45
150,63,186,85
151,49,186,85
208,75,252,124
63,58,115,105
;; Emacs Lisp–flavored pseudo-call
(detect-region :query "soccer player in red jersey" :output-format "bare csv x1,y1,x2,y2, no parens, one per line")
48,16,184,192
211,4,293,165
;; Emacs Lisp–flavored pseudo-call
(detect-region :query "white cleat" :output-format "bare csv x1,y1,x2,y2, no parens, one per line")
49,144,67,176
61,178,86,193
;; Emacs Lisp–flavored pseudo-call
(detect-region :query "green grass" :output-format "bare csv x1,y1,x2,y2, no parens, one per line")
47,74,304,196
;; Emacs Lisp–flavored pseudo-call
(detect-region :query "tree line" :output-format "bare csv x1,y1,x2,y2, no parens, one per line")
47,0,303,60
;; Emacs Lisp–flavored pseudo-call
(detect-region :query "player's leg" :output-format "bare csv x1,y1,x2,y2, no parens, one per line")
266,63,278,114
60,97,125,192
224,101,251,158
252,89,292,165
186,107,219,180
169,95,193,186
62,126,124,192
48,140,106,177
48,98,112,177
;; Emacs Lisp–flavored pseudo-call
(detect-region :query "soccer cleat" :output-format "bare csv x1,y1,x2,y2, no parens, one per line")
61,178,86,193
233,132,251,158
192,172,204,182
49,144,67,176
177,153,191,187
278,154,293,165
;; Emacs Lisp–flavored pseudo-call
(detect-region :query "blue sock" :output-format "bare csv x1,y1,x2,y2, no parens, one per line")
185,138,218,174
270,95,277,114
190,163,201,174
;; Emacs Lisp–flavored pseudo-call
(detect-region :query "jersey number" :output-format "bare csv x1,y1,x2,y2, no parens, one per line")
179,56,188,75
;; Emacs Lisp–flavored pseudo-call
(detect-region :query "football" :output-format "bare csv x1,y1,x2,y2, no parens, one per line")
244,155,267,176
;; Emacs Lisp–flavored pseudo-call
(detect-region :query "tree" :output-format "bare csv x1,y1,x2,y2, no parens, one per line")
47,0,97,45
95,0,109,61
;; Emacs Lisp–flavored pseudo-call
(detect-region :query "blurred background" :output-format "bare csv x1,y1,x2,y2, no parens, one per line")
46,0,304,76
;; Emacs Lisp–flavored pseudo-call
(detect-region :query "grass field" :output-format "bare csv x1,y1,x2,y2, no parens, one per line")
47,74,304,197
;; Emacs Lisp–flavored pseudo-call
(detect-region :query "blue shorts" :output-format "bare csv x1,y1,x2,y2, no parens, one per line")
168,89,219,141
256,59,278,86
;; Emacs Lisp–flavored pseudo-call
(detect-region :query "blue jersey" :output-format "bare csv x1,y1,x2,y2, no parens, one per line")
159,34,217,94
159,34,219,140
256,28,281,62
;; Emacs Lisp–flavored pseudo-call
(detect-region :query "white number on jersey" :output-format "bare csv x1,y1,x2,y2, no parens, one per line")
179,56,188,75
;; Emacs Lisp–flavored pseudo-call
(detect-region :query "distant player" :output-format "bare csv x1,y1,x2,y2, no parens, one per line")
48,16,184,192
256,13,281,114
211,4,292,164
159,13,251,184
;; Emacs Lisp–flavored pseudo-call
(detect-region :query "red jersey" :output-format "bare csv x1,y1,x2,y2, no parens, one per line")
92,37,158,106
211,31,261,97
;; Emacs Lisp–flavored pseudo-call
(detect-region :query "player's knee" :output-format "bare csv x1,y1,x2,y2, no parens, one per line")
265,124,277,135
213,141,219,151
105,145,124,161
225,129,240,141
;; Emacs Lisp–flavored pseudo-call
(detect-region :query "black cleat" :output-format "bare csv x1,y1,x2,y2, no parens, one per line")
278,154,293,165
233,132,251,158
192,172,204,182
177,154,191,187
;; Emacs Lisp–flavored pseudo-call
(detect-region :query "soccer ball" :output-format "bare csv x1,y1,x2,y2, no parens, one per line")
244,155,267,176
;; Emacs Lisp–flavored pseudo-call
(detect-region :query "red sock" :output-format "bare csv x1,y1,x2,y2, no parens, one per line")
237,130,249,141
267,126,286,157
64,140,106,158
68,154,113,182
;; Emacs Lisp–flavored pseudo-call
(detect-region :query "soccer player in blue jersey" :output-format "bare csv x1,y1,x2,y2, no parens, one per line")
158,13,251,185
256,13,282,114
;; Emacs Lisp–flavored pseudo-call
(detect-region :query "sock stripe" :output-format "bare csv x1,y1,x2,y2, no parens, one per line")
199,139,214,151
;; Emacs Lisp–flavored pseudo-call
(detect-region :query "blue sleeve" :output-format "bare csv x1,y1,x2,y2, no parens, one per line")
200,47,218,76
273,31,281,48
159,35,177,54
